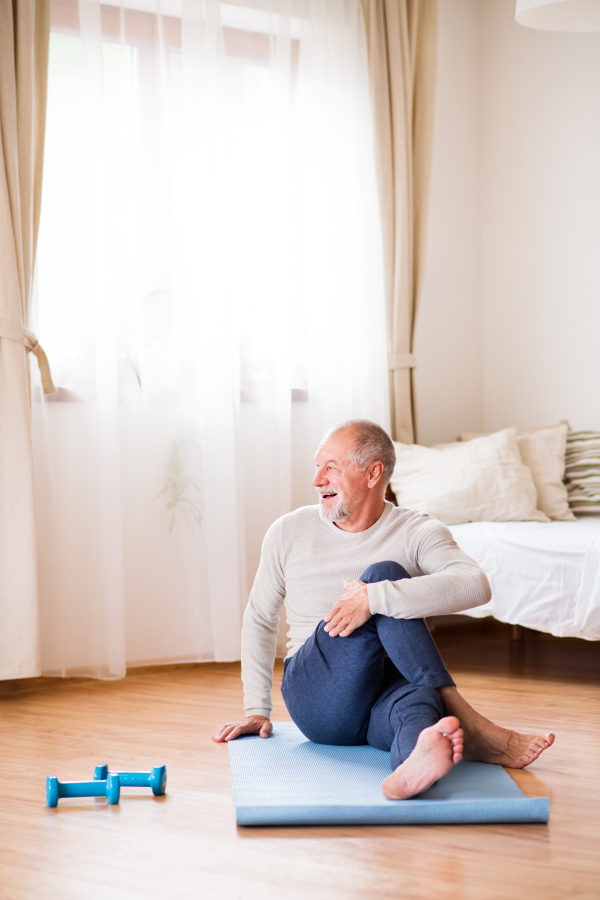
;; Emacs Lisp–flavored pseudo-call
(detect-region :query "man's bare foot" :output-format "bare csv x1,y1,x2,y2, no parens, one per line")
381,716,463,801
438,686,555,769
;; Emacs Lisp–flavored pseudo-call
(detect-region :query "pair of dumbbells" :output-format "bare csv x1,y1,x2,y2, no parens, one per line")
46,764,167,807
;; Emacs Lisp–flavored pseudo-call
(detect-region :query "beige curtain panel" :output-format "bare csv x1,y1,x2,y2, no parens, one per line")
361,0,437,444
0,0,52,679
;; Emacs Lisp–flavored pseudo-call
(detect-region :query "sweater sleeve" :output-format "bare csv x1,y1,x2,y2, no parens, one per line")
367,515,491,618
241,519,286,718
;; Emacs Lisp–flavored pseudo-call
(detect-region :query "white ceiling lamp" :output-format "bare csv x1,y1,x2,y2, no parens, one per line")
515,0,600,31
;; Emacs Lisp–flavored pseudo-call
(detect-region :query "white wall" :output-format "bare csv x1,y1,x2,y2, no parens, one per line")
414,0,484,446
480,0,600,433
416,0,600,444
415,0,483,444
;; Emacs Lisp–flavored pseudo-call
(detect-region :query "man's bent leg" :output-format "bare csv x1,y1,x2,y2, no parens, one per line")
282,560,453,747
366,562,554,768
360,561,455,692
373,555,555,767
289,560,554,772
361,562,461,780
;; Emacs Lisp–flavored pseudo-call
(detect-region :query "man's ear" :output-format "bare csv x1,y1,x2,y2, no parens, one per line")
367,461,384,488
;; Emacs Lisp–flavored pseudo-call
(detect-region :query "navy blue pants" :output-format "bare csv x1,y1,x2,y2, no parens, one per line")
281,561,455,770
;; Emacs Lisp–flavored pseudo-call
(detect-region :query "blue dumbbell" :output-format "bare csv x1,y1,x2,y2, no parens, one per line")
93,764,167,796
46,773,120,807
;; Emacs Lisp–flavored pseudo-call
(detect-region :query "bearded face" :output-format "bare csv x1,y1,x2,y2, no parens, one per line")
316,486,351,522
313,428,378,528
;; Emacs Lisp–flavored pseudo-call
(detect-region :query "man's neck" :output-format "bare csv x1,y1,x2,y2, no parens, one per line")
333,497,386,533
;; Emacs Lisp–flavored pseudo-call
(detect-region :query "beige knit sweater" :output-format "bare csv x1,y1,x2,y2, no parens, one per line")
242,502,491,717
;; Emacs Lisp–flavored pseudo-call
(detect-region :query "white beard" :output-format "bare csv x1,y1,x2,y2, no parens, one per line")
317,490,351,522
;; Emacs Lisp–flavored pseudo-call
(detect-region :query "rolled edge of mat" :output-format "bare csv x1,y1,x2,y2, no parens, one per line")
235,797,550,827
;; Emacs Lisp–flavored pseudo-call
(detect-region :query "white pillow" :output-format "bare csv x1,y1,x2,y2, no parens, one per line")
390,428,549,525
516,424,574,521
458,420,569,442
458,423,574,521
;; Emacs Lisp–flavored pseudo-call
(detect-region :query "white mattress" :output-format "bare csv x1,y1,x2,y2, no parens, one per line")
448,518,600,641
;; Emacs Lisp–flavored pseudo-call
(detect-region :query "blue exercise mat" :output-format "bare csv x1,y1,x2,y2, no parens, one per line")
228,722,550,826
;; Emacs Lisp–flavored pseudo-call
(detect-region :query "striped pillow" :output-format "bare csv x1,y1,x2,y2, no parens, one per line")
564,431,600,515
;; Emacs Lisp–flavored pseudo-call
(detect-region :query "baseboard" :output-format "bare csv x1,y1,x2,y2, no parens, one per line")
0,660,244,697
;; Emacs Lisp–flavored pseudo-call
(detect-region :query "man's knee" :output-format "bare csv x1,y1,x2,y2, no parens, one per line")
360,560,410,584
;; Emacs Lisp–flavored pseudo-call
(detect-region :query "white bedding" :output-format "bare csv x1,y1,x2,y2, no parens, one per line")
448,518,600,641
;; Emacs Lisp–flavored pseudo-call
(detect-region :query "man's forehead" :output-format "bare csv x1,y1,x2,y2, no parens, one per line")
315,432,354,463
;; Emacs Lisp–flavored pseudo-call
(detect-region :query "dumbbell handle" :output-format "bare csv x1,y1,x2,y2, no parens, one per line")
46,773,120,807
95,769,148,786
94,764,166,796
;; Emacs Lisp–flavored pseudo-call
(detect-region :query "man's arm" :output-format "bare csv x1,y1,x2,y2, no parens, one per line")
324,515,491,636
212,520,285,742
367,515,491,619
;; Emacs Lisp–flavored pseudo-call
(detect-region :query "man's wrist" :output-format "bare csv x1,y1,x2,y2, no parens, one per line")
245,709,271,719
366,581,388,616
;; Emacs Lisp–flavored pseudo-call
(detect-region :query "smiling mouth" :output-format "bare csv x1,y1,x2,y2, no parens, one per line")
320,491,338,501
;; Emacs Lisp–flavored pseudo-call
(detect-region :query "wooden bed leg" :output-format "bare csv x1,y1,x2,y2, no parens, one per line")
511,624,524,642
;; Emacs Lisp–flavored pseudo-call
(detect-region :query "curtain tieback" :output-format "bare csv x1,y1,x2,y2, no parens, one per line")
388,353,416,371
0,318,56,394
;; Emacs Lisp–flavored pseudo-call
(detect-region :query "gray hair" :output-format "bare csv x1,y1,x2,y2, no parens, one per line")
321,419,396,486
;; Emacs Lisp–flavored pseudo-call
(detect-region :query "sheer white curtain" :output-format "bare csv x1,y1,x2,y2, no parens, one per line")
32,0,388,677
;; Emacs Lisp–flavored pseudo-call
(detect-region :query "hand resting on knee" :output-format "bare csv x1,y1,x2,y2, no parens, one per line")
324,579,371,637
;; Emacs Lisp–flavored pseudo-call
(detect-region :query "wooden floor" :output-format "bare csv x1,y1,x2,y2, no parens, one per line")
1,627,599,900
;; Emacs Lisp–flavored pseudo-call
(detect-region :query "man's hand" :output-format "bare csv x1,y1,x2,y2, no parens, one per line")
324,580,371,637
212,715,272,743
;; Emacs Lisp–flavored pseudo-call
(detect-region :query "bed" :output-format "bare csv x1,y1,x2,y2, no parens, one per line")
448,518,600,641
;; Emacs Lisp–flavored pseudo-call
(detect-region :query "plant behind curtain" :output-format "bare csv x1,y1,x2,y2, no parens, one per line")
33,0,388,677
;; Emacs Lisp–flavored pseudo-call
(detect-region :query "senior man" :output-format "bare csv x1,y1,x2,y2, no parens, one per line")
214,420,554,799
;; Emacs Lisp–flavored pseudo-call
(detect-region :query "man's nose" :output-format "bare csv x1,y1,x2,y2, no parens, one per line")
312,466,327,487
